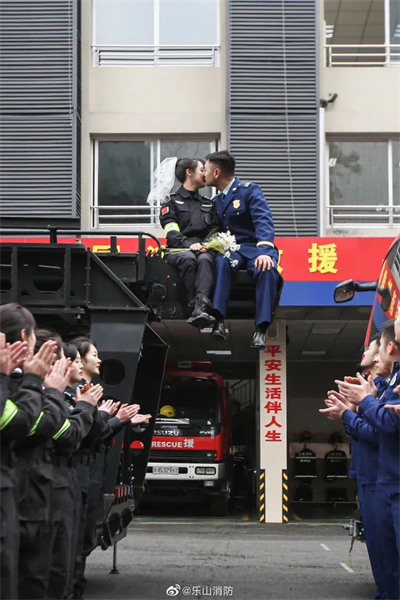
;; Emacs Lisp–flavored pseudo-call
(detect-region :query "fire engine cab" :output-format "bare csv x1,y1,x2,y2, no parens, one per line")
145,362,232,516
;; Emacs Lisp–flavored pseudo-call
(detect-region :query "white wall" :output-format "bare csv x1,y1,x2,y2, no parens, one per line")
80,0,226,229
322,67,400,133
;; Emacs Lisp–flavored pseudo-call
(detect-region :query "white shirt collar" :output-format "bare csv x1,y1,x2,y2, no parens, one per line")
221,179,236,196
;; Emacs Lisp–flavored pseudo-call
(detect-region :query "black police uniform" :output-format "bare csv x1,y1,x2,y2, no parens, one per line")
11,378,67,600
160,186,219,308
68,399,125,600
0,371,44,600
47,395,95,599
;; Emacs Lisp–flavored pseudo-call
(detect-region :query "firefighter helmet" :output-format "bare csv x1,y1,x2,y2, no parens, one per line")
160,405,175,418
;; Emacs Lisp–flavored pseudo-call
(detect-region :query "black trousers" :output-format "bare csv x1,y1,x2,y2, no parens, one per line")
67,462,90,600
166,251,215,302
47,467,79,600
17,457,54,600
0,483,18,600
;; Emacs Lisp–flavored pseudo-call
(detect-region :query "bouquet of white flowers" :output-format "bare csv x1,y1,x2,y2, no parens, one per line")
202,231,241,266
166,231,240,266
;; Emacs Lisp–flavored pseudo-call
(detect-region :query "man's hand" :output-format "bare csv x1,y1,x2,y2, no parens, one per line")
335,373,374,405
344,376,361,385
99,399,120,417
384,404,400,417
328,389,356,412
254,255,274,272
189,243,206,253
77,383,104,406
0,333,28,375
116,403,141,423
130,413,152,426
44,357,72,392
319,393,349,421
23,340,58,378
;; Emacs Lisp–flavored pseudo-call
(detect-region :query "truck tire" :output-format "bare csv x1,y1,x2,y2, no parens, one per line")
210,494,229,517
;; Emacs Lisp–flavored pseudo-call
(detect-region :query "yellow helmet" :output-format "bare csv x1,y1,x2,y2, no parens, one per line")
159,405,175,418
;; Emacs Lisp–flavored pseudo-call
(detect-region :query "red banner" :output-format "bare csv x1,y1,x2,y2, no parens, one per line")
1,236,394,282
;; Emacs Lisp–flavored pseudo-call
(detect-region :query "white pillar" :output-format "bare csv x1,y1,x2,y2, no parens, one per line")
258,319,287,523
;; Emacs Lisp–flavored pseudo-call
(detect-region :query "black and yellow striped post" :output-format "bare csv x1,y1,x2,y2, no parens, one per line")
258,470,266,523
282,470,289,523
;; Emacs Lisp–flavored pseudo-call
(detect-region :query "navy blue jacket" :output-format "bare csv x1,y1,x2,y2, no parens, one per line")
358,362,400,492
342,376,388,484
214,177,278,262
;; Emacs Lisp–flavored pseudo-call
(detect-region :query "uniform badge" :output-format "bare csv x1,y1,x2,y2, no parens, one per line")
161,206,169,215
233,199,241,209
390,374,398,386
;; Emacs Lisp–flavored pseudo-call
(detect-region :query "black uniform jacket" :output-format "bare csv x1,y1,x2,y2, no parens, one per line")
159,186,219,249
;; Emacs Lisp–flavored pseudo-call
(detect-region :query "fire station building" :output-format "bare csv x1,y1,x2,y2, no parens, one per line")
1,0,399,521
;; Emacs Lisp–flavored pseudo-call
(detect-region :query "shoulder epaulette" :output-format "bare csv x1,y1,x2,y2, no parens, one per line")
239,182,252,188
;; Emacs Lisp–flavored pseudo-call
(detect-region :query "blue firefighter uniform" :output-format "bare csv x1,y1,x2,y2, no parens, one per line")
357,364,400,600
212,178,281,327
342,376,388,599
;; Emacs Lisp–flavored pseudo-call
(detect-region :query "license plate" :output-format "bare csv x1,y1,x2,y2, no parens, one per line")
152,466,179,475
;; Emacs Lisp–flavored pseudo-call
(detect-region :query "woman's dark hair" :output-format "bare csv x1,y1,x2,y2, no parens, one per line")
62,342,78,362
0,303,36,344
175,158,204,184
205,150,235,176
35,329,63,359
70,336,96,359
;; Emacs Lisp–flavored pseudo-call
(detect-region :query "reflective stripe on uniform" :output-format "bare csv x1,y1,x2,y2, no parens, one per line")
53,418,71,440
164,222,180,234
0,399,18,430
257,241,275,248
28,411,44,436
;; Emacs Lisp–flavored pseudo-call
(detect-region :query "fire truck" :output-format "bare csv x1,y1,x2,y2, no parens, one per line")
334,234,400,342
145,362,233,516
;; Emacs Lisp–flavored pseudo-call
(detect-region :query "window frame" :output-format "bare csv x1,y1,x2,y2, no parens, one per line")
91,136,218,230
92,0,221,67
325,135,400,230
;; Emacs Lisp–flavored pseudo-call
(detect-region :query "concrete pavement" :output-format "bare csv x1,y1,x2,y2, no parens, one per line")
85,520,375,600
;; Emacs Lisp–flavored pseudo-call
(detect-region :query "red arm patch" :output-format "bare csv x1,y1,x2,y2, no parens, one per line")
161,206,169,215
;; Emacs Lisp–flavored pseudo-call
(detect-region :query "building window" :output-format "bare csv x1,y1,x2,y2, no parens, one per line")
92,0,220,66
325,0,400,66
327,140,400,228
93,138,217,228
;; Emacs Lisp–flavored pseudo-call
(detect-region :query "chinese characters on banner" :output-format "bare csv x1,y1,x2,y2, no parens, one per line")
259,320,287,522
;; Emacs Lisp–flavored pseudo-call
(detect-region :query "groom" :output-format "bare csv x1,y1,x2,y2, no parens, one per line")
204,150,281,350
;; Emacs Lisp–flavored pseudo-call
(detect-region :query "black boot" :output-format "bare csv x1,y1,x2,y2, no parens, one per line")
187,294,216,328
211,320,227,341
250,324,268,349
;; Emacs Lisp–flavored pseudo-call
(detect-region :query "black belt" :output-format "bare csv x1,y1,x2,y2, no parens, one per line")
74,453,95,466
15,445,54,464
53,454,76,467
0,446,14,468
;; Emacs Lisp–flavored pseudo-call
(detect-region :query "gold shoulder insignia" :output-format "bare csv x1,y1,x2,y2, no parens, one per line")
244,182,252,188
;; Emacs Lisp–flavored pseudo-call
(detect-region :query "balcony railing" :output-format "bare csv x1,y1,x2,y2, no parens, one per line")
327,204,400,229
92,204,161,229
92,44,220,67
325,44,400,67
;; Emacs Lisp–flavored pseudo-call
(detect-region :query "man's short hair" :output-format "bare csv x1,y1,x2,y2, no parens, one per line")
175,158,203,184
381,319,399,349
205,150,235,176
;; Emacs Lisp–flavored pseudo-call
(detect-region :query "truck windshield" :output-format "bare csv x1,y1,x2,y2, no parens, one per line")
159,377,220,424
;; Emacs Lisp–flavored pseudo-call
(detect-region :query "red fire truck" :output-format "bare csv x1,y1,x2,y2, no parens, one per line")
145,362,232,516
